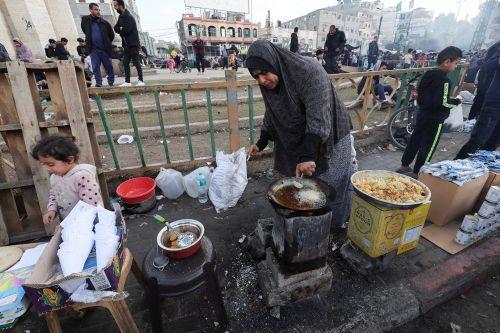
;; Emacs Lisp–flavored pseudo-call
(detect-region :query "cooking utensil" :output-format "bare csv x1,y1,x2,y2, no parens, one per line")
267,177,334,211
116,177,156,204
351,170,431,209
157,219,205,259
153,215,197,248
152,246,169,271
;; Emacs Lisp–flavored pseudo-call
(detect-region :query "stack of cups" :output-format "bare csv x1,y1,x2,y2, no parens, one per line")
95,206,120,271
457,186,500,245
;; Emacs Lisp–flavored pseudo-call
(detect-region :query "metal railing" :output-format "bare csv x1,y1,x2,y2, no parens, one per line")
88,65,467,175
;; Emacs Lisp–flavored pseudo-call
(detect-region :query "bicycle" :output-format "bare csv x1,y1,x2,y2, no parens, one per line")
174,59,191,73
386,74,421,150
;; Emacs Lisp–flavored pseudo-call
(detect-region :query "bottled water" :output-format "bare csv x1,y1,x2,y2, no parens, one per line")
196,173,208,203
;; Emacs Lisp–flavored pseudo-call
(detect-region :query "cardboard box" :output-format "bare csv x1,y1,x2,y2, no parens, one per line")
476,172,500,210
347,194,430,258
418,173,488,226
22,205,127,314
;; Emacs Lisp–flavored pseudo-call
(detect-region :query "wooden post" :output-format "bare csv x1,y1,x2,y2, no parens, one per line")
7,62,52,235
225,70,241,152
360,75,373,131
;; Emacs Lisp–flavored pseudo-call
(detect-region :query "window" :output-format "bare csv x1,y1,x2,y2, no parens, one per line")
220,26,226,37
252,28,257,38
188,24,197,36
201,25,207,36
272,36,278,43
313,26,317,31
208,26,216,37
243,28,250,38
227,27,235,37
237,27,242,37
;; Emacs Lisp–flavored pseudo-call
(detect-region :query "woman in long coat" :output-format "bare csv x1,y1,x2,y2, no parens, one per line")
246,40,353,227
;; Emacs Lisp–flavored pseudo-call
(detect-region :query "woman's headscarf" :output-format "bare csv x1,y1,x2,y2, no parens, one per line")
13,38,33,63
245,40,351,174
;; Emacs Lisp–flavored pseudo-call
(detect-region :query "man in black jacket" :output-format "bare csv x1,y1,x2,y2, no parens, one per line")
368,35,379,69
55,38,70,60
398,46,463,175
81,2,115,87
324,25,346,74
113,0,144,86
45,39,57,59
290,27,299,53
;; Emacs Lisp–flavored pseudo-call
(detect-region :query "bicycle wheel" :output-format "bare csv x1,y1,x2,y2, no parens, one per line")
386,105,417,150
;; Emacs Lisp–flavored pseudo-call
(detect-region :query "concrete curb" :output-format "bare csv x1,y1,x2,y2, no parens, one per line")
331,236,500,332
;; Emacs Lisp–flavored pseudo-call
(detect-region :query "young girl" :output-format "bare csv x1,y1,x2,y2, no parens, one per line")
167,56,175,73
31,136,103,225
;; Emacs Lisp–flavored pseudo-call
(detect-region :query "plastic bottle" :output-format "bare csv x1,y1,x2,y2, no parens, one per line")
196,172,208,203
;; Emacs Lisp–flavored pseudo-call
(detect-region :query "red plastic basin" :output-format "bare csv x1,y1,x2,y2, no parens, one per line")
116,177,156,204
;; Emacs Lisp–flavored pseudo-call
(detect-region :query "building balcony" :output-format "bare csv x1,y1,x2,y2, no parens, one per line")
186,36,258,44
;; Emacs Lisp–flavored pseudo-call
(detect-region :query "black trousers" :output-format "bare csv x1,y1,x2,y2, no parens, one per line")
456,108,500,159
401,118,444,174
195,54,205,72
123,47,143,83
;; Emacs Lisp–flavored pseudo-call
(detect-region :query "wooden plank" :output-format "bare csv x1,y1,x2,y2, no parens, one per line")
0,179,35,190
0,124,22,131
75,67,110,208
0,152,20,244
45,70,72,137
0,73,44,237
6,61,51,235
26,71,45,122
225,70,241,152
360,76,373,131
56,61,95,165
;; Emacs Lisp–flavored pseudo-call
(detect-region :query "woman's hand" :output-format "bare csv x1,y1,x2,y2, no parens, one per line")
296,161,316,177
247,144,260,158
43,211,56,225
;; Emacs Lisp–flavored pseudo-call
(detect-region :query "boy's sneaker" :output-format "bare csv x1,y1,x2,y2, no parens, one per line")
396,166,412,174
119,82,132,87
136,81,145,86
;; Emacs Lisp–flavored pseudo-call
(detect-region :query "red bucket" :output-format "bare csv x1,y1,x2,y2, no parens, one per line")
116,177,156,204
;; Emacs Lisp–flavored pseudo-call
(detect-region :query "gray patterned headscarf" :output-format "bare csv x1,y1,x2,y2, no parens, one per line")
246,40,351,175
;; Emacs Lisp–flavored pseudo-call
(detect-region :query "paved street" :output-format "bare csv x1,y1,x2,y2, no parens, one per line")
17,130,500,333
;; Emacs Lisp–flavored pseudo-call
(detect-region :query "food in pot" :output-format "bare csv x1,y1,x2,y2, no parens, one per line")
297,189,324,205
353,176,427,203
169,234,178,242
293,181,304,189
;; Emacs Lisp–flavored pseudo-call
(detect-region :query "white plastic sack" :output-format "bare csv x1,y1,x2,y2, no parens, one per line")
155,168,184,200
443,104,464,133
183,166,212,198
209,148,248,213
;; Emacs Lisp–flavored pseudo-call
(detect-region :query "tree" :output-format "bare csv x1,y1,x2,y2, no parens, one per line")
166,42,180,54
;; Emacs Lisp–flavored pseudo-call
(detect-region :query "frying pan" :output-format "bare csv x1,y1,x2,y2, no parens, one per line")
267,177,335,211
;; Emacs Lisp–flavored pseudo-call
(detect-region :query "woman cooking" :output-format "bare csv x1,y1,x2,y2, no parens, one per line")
246,40,353,227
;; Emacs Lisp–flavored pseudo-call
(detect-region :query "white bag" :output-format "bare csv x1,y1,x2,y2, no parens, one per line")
183,166,212,198
155,168,184,200
443,104,464,133
209,148,248,213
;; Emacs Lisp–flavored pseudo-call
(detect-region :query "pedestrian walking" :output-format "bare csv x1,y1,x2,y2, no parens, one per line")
245,40,353,227
290,27,299,53
81,2,115,87
397,46,463,175
167,55,175,73
0,42,11,62
368,36,379,69
403,48,414,68
55,38,70,60
192,33,205,74
455,46,500,159
324,25,346,74
113,0,144,86
13,38,33,63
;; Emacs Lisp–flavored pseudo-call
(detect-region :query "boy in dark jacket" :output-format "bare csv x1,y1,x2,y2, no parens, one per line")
398,46,463,175
55,38,70,60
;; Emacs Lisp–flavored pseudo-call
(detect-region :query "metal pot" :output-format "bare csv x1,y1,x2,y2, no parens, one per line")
156,219,205,259
267,177,335,211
